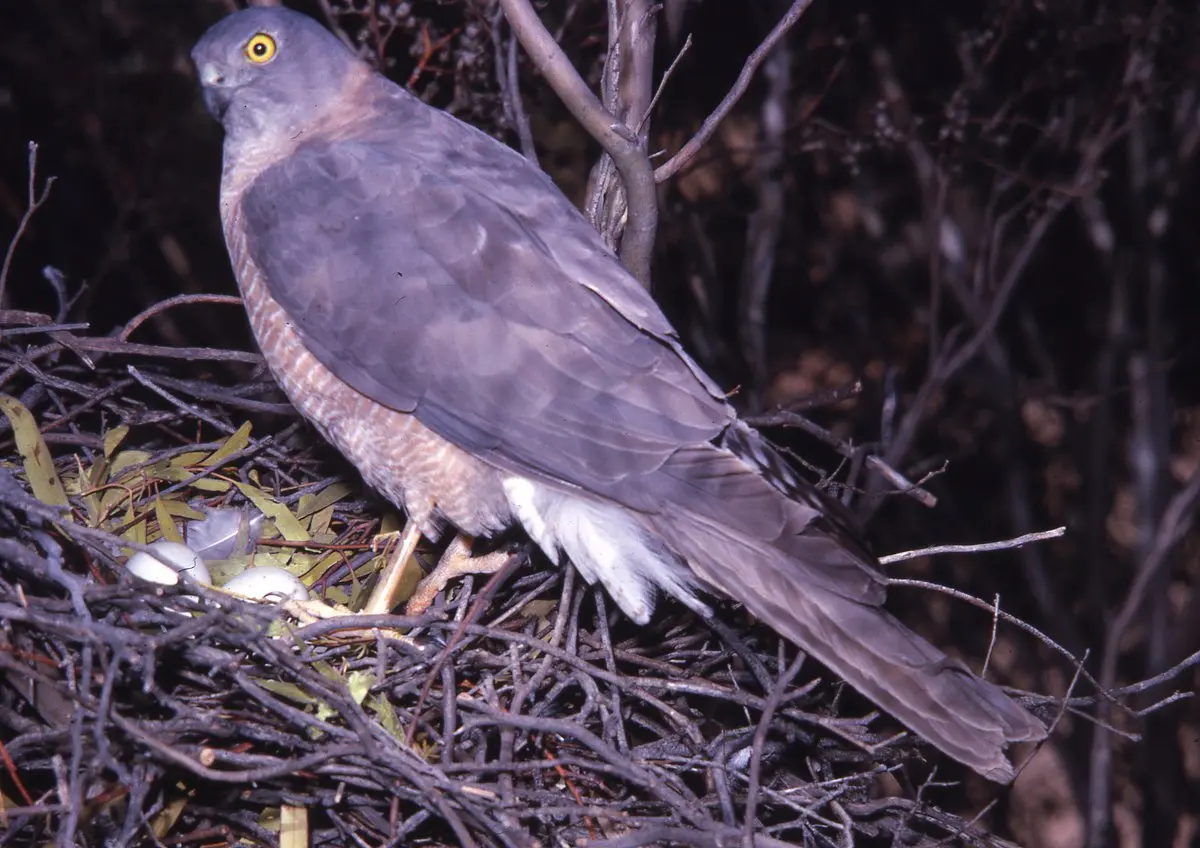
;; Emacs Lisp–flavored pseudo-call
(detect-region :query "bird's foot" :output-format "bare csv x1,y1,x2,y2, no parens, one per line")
361,520,423,616
405,535,516,616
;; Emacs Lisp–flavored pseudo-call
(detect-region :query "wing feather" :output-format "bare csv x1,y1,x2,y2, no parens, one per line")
239,85,887,605
240,95,730,495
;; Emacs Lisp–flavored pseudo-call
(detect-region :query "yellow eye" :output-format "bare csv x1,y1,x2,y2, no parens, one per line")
244,33,277,64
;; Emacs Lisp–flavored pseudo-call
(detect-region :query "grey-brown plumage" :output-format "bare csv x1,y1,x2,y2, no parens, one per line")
193,7,1045,782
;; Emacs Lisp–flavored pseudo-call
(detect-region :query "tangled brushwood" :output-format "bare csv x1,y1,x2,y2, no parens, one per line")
0,319,1060,847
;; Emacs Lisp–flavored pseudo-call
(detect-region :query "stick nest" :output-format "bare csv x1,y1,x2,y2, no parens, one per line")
0,319,1026,846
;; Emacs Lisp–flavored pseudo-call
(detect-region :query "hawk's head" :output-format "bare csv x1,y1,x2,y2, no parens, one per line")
192,7,362,143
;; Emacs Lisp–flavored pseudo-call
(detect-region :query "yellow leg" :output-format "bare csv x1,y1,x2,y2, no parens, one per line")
404,535,516,616
362,520,423,616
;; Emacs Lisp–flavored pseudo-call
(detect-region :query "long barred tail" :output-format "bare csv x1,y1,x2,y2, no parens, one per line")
639,423,1045,782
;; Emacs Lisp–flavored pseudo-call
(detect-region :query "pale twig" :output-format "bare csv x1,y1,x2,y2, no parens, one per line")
0,323,89,337
1108,649,1200,700
981,594,1001,677
654,0,814,183
41,266,77,322
1130,691,1194,717
1,143,57,308
638,34,692,136
879,526,1066,564
46,336,262,365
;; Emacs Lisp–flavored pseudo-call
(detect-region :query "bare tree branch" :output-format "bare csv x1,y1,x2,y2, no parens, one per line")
880,527,1067,565
585,0,659,258
653,0,814,183
498,0,658,287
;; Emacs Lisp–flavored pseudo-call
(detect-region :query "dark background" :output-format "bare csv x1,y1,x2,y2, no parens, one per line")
2,0,1197,844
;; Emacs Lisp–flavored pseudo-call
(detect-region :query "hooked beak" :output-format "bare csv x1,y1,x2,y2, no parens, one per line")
198,63,233,121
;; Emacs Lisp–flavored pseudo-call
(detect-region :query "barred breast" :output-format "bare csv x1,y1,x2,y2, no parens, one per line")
222,198,513,541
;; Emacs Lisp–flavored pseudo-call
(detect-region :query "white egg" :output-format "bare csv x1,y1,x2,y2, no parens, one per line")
126,541,212,586
223,566,309,603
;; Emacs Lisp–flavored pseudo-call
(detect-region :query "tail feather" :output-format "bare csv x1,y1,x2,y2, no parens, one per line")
640,434,1046,783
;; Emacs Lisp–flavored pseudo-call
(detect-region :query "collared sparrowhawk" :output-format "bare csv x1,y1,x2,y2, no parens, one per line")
192,6,1045,782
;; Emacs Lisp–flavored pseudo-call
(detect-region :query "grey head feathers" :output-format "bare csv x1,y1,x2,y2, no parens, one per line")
191,7,363,142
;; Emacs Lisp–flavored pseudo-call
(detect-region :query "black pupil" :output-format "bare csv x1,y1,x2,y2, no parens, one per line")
253,41,267,56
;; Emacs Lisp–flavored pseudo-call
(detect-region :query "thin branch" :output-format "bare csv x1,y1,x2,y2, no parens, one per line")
1107,649,1200,699
0,322,90,337
0,142,57,308
654,0,814,183
506,25,539,165
118,293,244,342
493,4,539,165
743,651,806,842
62,336,262,365
883,574,1100,698
879,527,1066,564
639,34,692,135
